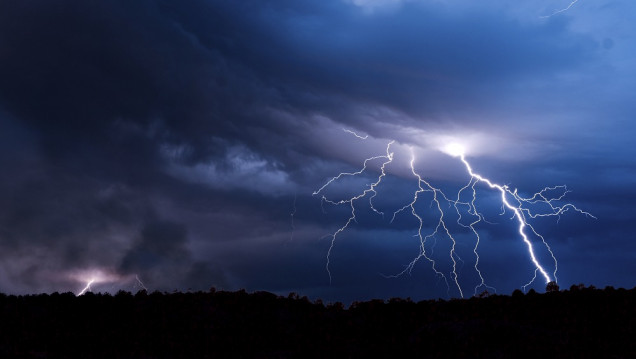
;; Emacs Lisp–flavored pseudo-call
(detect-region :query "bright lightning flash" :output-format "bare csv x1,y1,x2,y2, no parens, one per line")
442,143,465,157
71,269,148,295
78,278,96,296
315,139,594,297
456,152,594,287
75,270,116,295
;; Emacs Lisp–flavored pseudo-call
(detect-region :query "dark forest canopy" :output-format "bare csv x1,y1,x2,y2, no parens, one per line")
0,284,634,357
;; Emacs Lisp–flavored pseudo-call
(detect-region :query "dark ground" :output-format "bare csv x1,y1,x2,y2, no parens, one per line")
0,284,634,358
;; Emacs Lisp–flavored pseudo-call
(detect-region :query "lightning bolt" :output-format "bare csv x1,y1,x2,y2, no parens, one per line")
388,149,464,297
135,275,148,292
456,150,594,289
541,0,580,18
71,269,150,295
78,278,95,296
454,174,494,296
343,128,369,140
316,139,593,297
471,156,556,283
313,140,395,283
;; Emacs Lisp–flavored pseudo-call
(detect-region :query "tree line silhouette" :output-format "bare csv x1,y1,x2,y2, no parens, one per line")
0,284,634,357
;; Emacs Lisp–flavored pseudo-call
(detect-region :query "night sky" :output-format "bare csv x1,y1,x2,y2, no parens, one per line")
1,0,634,303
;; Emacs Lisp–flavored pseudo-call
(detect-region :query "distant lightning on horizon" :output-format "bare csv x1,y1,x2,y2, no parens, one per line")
314,135,594,297
78,278,96,296
73,269,149,295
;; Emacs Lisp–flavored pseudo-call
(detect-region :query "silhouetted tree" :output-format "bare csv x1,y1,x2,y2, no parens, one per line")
570,283,585,292
546,281,560,292
477,290,491,298
0,287,635,357
327,301,344,311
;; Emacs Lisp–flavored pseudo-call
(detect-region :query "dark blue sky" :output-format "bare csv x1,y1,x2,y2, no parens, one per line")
0,0,634,302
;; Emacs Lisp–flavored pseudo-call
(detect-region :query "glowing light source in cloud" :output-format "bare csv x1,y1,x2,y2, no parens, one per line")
442,142,466,157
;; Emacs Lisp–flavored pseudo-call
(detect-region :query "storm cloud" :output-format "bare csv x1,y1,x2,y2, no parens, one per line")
0,0,634,302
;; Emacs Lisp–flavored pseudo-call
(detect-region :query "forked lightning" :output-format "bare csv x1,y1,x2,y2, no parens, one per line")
315,137,594,297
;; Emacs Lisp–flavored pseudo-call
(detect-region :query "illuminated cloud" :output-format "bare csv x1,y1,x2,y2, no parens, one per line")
162,142,293,196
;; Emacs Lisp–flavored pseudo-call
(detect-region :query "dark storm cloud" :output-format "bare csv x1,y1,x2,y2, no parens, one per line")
0,0,604,150
0,0,632,298
0,0,600,177
119,218,227,290
0,1,211,162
